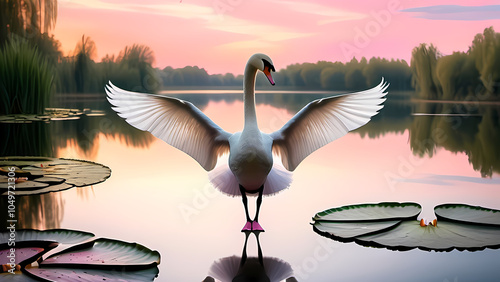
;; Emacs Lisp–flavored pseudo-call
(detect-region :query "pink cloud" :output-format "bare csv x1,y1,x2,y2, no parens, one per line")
53,0,500,75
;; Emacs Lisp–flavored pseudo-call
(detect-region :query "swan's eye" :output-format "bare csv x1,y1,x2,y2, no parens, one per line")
262,59,275,72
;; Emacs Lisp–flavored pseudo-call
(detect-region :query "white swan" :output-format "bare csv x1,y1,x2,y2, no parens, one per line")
105,53,388,231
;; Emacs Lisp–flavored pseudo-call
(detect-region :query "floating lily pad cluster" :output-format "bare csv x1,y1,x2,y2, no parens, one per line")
312,202,500,252
0,108,106,123
0,229,160,281
0,157,111,196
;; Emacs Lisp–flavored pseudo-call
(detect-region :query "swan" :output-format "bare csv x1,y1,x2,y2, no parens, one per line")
204,231,296,282
105,53,388,231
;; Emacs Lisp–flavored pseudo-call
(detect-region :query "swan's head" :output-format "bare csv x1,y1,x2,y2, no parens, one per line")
248,53,276,85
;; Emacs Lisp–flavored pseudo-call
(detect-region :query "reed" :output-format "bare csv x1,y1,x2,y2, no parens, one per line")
0,38,55,115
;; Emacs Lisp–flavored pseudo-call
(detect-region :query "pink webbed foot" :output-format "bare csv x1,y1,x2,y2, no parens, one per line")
252,221,265,232
241,221,252,232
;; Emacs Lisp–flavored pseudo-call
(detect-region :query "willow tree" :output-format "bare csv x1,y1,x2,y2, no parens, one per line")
73,35,97,93
410,43,442,99
469,27,500,95
0,0,57,45
117,44,160,92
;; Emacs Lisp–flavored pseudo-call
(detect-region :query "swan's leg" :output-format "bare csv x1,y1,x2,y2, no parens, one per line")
252,185,265,232
240,185,252,231
240,231,251,267
255,231,264,267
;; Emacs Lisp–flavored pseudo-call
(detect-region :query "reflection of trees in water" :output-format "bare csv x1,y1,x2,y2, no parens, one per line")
356,93,413,138
470,107,500,177
0,122,53,157
2,91,497,176
410,103,499,177
1,93,154,158
180,92,498,177
0,193,64,230
50,109,154,158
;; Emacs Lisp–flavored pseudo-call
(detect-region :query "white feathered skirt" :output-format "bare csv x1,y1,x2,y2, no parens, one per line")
208,157,292,197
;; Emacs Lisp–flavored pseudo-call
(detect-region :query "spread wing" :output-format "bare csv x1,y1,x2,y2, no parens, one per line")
105,82,231,171
270,78,388,171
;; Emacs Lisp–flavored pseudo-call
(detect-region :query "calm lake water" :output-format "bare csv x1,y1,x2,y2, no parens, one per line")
1,90,500,281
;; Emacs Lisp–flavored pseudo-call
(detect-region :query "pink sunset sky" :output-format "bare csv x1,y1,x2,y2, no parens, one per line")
53,0,500,75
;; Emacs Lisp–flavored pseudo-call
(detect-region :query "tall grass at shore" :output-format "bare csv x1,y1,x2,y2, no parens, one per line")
0,38,55,115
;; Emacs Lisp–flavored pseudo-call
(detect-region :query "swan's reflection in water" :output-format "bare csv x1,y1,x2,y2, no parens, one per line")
203,231,297,282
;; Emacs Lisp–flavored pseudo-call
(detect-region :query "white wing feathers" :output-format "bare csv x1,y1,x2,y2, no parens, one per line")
270,78,389,171
105,82,231,171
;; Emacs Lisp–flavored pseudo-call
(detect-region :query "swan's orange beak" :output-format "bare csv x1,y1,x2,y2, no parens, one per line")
263,65,275,86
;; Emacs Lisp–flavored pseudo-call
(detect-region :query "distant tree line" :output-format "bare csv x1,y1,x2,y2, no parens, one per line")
158,27,500,100
57,36,160,93
158,57,413,91
411,27,500,100
1,0,499,116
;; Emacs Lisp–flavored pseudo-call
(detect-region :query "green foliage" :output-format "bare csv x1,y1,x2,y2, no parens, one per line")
277,57,411,91
320,66,345,89
27,32,62,65
470,27,500,94
73,35,97,93
411,27,500,100
157,57,411,91
0,0,58,47
299,63,322,89
435,52,479,100
56,41,161,94
0,37,55,114
410,43,441,99
116,44,160,92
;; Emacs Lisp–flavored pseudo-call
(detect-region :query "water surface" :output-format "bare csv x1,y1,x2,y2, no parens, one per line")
1,90,499,281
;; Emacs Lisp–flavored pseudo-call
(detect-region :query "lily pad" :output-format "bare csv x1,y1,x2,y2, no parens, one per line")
0,157,111,196
30,177,66,185
313,202,421,222
24,267,159,282
0,246,50,266
313,203,500,252
42,238,161,269
313,220,401,239
0,229,94,245
0,181,48,191
0,229,160,281
11,183,75,196
0,230,94,272
0,108,103,123
435,204,500,226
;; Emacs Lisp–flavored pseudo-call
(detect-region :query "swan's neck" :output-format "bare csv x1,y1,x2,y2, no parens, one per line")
243,64,258,129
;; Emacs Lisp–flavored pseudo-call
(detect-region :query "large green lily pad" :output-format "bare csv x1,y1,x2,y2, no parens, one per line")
313,203,500,252
435,204,500,225
0,229,94,245
0,157,111,196
0,229,160,281
25,267,160,282
313,202,421,222
42,238,161,269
